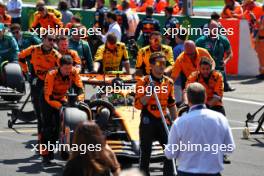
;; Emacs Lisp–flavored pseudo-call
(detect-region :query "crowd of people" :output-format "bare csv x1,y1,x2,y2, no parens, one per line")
0,0,263,176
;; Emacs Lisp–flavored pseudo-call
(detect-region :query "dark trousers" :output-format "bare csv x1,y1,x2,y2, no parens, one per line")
11,17,21,24
209,105,226,116
30,79,44,135
178,170,221,176
139,114,173,176
40,94,60,156
218,69,230,90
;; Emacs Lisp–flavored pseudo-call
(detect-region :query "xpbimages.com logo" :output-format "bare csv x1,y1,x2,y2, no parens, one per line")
164,141,235,155
31,25,102,38
31,141,102,154
96,83,168,96
163,25,234,38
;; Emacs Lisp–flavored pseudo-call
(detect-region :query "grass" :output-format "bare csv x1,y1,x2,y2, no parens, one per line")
23,0,263,7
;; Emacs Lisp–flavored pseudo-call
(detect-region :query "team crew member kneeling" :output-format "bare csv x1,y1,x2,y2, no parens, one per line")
40,55,84,164
184,57,225,115
184,57,232,164
134,52,177,176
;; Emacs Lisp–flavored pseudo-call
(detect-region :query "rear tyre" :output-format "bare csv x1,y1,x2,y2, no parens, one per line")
1,63,25,102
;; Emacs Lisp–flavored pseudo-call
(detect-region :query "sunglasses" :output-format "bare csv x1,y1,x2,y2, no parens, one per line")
47,38,56,42
37,6,45,11
154,61,166,67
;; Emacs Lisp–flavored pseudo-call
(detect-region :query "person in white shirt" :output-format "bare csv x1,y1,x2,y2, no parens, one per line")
121,0,139,38
165,82,235,176
6,0,22,24
102,11,121,43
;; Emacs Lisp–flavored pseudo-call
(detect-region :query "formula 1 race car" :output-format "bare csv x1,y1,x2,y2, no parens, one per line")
0,62,26,102
59,73,165,164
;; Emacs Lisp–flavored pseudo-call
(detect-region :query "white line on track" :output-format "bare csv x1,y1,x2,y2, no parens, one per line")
231,127,255,130
223,97,264,106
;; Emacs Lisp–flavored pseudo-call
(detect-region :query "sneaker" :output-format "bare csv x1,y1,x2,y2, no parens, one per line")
256,74,264,80
223,155,231,164
224,86,236,92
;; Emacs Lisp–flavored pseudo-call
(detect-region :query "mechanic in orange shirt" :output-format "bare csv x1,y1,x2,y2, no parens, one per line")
41,55,84,164
18,34,61,145
184,57,225,115
31,1,63,31
0,2,11,26
169,40,215,87
134,52,177,176
221,0,243,19
57,35,82,73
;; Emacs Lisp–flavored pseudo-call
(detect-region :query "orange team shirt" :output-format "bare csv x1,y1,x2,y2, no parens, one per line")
155,0,168,13
185,70,224,106
18,44,61,80
136,0,154,12
130,0,138,9
221,2,243,19
31,12,63,29
59,49,81,66
244,5,264,22
171,47,215,81
0,14,11,26
44,68,84,109
257,17,264,37
134,75,176,119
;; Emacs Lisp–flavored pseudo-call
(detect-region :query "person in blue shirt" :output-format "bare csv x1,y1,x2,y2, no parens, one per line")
164,6,180,47
165,82,235,176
